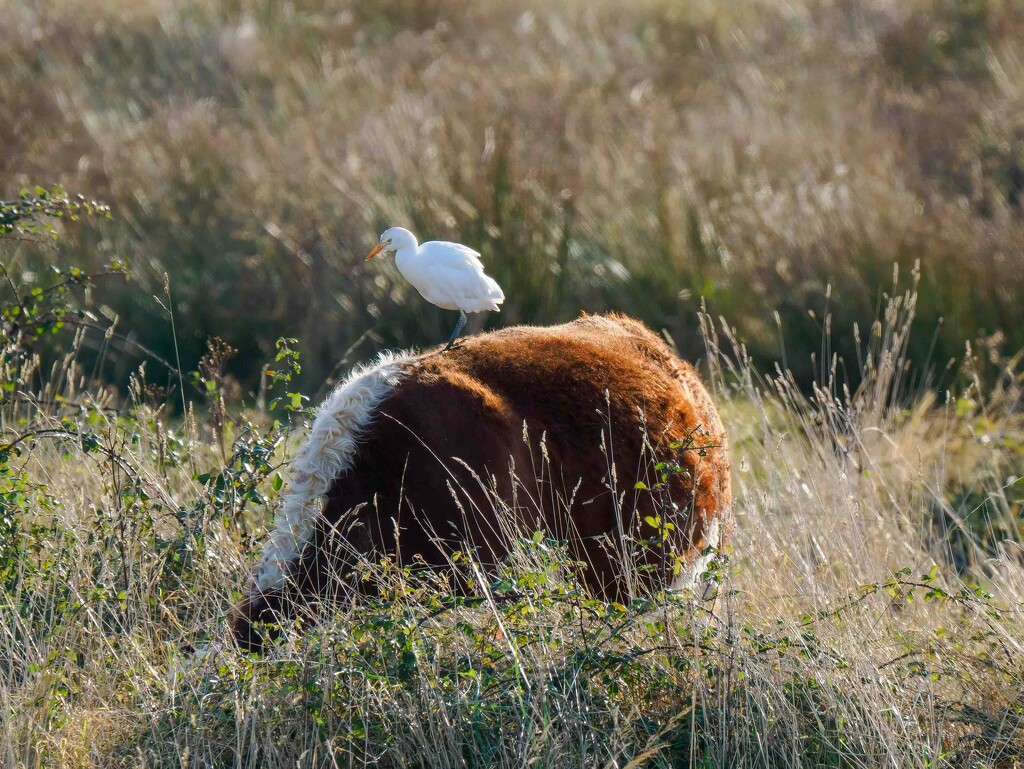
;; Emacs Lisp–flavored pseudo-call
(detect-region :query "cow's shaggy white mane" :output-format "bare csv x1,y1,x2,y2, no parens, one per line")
252,350,416,592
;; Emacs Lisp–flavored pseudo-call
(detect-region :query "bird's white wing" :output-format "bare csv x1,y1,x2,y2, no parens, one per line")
420,240,483,271
420,262,505,313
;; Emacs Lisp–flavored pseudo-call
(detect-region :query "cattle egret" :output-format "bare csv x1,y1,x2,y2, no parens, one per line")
365,227,505,351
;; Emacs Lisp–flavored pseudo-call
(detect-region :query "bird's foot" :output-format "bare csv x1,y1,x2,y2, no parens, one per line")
425,340,461,358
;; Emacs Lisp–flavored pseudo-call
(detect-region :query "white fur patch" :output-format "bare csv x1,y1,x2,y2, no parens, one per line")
251,351,416,592
676,516,723,594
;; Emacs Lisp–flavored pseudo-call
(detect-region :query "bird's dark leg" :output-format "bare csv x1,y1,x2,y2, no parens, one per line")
443,310,468,352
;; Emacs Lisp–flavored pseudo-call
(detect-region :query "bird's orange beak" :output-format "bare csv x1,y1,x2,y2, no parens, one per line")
365,243,386,261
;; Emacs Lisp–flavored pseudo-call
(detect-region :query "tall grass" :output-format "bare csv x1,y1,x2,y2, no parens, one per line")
1,267,1021,766
2,0,1024,389
3,0,1024,764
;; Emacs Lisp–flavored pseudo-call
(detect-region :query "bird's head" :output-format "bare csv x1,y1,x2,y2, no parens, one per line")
365,227,417,261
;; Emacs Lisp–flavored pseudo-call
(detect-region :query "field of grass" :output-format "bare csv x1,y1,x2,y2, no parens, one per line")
1,235,1022,765
3,0,1024,766
3,0,1024,389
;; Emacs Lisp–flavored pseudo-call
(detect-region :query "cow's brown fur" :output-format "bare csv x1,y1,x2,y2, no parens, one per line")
233,314,731,651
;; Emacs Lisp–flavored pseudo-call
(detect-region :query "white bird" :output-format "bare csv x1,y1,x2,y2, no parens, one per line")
365,227,505,351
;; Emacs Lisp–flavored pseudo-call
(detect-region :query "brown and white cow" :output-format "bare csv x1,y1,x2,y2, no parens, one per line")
232,314,731,651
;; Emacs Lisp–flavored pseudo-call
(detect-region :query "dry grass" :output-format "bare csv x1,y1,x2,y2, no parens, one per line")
1,277,1022,767
2,0,1024,388
3,0,1024,765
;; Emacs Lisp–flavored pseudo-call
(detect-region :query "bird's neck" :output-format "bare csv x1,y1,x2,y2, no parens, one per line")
393,245,418,275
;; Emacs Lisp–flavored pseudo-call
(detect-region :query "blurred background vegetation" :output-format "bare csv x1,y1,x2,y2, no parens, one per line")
2,0,1023,395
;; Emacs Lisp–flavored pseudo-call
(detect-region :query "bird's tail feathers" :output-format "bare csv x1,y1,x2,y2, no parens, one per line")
485,276,505,305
